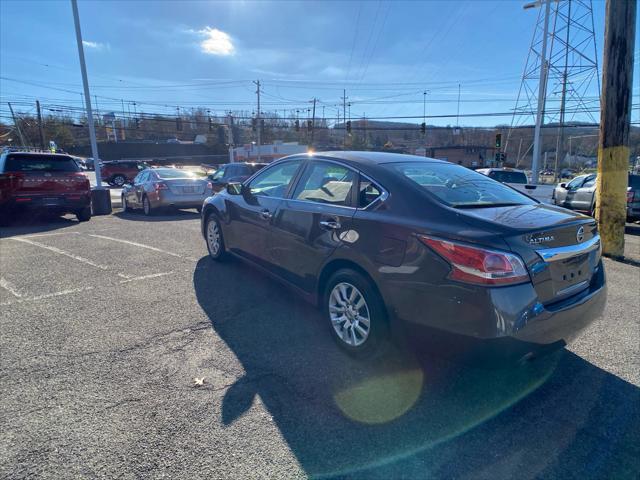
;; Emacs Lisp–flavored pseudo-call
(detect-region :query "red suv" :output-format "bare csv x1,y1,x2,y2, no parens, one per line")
0,150,92,223
100,160,148,187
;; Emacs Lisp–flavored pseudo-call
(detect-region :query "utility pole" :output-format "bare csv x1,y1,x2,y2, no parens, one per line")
7,102,26,146
71,0,109,214
36,100,46,150
530,0,551,184
342,89,347,147
228,112,235,163
596,0,636,258
310,98,316,149
254,80,261,162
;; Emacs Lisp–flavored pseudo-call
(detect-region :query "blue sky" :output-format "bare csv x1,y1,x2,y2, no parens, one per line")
0,0,632,128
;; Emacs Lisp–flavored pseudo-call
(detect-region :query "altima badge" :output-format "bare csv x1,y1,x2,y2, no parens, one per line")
527,234,554,245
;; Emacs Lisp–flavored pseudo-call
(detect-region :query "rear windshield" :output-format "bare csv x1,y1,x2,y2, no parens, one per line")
488,170,528,184
389,162,536,208
248,164,267,174
5,154,80,173
629,175,640,189
154,168,197,179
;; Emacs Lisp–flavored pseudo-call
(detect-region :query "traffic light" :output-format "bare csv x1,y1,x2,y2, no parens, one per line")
346,121,352,133
307,120,312,131
495,133,502,149
261,119,265,130
294,120,300,131
208,117,213,131
251,118,257,132
176,117,183,131
420,122,426,134
135,118,140,129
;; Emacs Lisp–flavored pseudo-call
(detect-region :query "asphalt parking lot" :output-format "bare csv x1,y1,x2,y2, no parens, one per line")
1,210,639,479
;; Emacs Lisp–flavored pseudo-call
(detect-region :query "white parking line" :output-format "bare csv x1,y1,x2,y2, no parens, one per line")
119,272,173,283
0,277,22,297
20,232,82,239
87,234,194,260
0,286,94,306
10,237,110,270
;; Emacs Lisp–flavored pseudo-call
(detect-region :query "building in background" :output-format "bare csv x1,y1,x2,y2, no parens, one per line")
418,145,498,168
232,141,307,162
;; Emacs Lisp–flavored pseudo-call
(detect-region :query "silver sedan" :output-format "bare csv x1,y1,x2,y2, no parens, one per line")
121,167,213,215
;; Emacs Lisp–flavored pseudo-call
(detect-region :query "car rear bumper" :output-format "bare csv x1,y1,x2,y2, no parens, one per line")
1,194,90,213
387,260,606,353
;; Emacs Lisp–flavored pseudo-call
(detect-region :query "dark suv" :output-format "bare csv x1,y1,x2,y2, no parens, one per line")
208,162,267,193
100,160,148,187
0,150,92,223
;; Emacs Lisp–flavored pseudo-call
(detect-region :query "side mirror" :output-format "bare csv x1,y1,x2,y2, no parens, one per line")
227,182,243,195
559,183,567,189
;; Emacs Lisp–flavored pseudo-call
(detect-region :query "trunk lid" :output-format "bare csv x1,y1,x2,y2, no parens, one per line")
459,203,601,304
165,178,207,195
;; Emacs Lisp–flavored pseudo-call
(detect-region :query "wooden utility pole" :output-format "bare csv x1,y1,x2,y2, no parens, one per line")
7,102,26,146
253,80,261,162
36,100,46,150
596,0,636,258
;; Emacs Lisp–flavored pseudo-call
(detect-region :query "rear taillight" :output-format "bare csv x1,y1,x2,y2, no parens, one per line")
418,235,530,286
627,190,634,203
154,182,168,191
207,181,213,191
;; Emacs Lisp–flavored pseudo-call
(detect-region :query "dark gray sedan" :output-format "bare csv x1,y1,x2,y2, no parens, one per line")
201,151,606,359
122,167,213,215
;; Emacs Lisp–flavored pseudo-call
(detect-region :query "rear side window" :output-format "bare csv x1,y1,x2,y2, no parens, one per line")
358,178,383,207
488,170,528,184
4,154,80,172
293,162,356,207
389,162,535,208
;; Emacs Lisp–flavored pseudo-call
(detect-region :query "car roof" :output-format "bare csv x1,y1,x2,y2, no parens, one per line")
4,151,72,158
299,151,447,167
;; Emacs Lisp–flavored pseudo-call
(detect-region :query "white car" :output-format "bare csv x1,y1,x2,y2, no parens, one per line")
476,168,555,204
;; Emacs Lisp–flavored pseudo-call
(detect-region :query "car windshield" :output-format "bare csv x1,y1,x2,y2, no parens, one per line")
488,170,528,184
5,154,80,172
154,168,197,179
389,162,536,208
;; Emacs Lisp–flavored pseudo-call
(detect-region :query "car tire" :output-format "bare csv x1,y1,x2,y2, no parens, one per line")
142,195,154,216
323,268,388,358
205,214,228,261
76,206,92,222
122,194,130,213
112,174,126,187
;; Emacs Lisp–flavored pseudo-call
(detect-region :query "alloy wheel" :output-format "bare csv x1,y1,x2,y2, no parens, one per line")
329,282,371,347
207,219,221,256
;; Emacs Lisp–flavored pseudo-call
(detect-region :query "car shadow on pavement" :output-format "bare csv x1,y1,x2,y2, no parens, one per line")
112,209,200,222
625,222,640,236
0,214,80,238
193,257,639,480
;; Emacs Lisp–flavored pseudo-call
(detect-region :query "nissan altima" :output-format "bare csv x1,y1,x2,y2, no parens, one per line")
201,152,606,358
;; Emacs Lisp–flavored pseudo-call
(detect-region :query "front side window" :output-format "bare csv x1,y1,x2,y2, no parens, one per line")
389,161,536,208
248,160,302,198
293,162,356,206
582,175,596,188
567,176,586,189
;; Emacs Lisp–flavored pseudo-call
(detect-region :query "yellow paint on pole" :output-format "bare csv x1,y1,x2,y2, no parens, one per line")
595,145,629,258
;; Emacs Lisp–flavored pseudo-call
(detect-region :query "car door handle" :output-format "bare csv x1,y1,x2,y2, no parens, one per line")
319,219,341,230
260,209,272,220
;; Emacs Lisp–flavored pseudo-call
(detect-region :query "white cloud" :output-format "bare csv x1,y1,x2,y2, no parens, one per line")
196,27,235,56
82,40,108,50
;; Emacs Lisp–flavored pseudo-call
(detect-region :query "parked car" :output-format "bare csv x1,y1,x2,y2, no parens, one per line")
201,152,606,358
554,173,640,220
121,167,213,215
476,167,555,204
100,160,148,187
208,162,267,193
0,150,91,223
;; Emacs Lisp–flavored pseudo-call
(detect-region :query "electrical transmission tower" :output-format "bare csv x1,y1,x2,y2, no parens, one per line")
508,0,601,179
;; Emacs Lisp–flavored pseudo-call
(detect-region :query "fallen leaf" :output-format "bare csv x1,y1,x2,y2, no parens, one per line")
193,377,205,386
